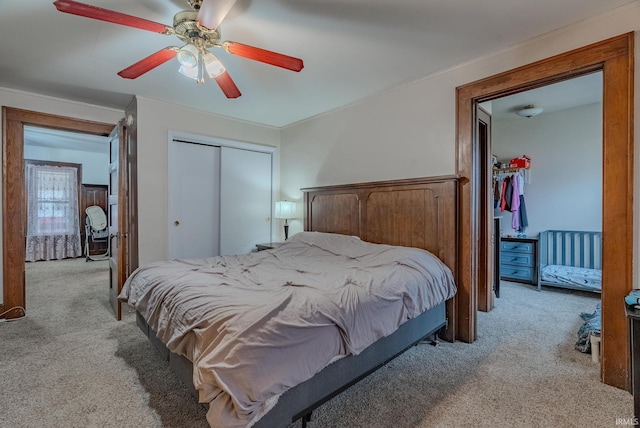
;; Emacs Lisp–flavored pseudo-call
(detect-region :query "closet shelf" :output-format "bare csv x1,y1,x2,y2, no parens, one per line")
492,166,530,174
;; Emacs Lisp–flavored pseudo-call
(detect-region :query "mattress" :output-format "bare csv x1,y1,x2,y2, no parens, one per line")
119,231,456,428
540,264,602,291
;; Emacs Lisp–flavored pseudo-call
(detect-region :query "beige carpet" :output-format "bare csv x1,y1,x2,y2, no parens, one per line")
0,258,633,427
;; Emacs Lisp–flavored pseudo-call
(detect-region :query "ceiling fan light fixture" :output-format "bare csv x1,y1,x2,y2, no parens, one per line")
203,51,225,78
516,104,544,118
178,64,198,80
177,44,199,68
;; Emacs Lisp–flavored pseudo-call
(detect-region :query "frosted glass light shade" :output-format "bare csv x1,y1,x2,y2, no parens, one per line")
203,51,225,78
516,105,543,118
178,64,198,80
177,44,198,68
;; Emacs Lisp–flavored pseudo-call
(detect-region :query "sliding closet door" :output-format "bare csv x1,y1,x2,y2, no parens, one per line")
168,141,221,259
220,147,272,255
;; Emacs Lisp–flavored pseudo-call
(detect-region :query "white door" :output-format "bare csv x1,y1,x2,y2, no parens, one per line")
220,147,272,255
168,141,221,259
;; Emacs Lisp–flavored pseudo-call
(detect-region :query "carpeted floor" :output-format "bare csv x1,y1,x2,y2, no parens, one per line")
0,258,633,427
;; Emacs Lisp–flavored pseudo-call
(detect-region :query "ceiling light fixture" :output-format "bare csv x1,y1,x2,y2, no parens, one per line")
176,44,199,68
178,47,225,83
516,105,544,118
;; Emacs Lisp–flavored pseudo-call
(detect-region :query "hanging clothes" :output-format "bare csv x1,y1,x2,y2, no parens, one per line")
501,176,512,212
511,176,520,231
516,172,529,232
493,168,530,233
493,178,501,209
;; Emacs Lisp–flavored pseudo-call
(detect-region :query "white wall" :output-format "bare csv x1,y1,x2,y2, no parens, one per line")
135,97,280,265
3,2,640,303
0,88,123,305
23,145,109,185
280,3,640,289
491,103,602,237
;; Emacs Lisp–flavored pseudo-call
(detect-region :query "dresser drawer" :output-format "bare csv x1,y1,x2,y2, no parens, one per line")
500,252,533,267
499,237,538,285
500,241,534,254
500,265,534,282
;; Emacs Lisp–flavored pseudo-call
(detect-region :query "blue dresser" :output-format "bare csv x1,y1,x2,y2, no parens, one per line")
500,237,538,285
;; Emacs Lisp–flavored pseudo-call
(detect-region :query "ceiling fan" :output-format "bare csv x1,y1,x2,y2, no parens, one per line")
53,0,304,99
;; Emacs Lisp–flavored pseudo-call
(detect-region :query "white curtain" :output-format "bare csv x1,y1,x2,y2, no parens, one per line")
25,164,82,262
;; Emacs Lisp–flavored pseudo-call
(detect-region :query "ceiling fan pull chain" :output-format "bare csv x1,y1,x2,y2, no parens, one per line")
197,51,205,83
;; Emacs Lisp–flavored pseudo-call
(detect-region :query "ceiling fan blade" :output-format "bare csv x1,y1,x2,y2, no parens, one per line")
197,0,237,30
53,0,172,34
222,41,304,72
117,48,178,79
214,71,241,98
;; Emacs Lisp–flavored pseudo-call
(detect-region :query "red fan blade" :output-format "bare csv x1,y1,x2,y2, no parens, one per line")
214,71,241,98
53,0,172,34
117,48,178,79
197,0,236,30
222,41,303,72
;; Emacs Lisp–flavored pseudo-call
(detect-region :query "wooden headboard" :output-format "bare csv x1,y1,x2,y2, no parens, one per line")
301,175,458,274
302,175,459,341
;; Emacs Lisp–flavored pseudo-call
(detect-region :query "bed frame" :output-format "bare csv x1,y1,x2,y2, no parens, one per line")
537,229,602,292
136,175,459,427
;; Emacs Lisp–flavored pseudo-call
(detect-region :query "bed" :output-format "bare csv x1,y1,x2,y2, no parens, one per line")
120,175,459,428
537,230,602,293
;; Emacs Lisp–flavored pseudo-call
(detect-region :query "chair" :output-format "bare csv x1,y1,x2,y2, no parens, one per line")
84,205,109,261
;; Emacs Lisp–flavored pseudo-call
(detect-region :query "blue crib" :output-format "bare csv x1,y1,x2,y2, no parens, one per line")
537,230,602,293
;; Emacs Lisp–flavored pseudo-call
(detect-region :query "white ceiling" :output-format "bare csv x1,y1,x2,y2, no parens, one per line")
0,0,632,128
486,71,603,119
24,126,110,153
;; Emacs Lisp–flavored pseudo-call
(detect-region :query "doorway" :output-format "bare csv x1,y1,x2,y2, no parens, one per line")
456,33,633,390
1,107,115,319
22,126,111,314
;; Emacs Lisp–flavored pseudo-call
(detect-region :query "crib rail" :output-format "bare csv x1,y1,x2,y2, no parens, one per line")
538,230,602,270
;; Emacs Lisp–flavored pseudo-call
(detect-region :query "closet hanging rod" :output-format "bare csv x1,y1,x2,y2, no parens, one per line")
492,167,529,174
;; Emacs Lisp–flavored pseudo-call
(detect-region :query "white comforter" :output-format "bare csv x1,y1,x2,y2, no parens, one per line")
119,232,456,427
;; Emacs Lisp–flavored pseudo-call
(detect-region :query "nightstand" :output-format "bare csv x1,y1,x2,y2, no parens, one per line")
255,242,285,251
500,237,538,285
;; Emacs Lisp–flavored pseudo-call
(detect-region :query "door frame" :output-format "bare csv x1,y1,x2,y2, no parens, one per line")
1,107,115,317
456,33,633,389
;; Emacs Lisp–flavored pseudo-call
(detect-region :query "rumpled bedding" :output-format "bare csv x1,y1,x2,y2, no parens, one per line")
541,264,602,291
575,303,601,353
119,231,456,428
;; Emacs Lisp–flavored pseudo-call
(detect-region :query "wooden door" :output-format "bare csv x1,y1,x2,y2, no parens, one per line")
108,121,127,320
477,106,494,312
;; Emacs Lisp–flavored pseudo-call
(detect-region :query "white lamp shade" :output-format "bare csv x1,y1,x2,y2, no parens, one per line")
178,64,198,80
274,201,297,219
177,44,198,68
203,51,225,77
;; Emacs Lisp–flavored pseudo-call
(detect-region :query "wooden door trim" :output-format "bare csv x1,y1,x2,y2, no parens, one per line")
456,33,633,390
476,107,494,313
1,107,113,319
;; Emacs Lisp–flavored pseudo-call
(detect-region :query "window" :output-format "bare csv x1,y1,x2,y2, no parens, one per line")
25,162,82,261
32,168,78,235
